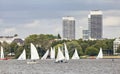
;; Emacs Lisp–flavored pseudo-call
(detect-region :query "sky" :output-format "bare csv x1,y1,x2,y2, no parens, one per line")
0,0,120,39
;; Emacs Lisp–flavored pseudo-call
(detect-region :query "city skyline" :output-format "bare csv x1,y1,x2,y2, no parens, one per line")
0,0,120,39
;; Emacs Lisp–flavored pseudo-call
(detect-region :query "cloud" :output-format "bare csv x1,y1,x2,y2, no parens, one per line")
0,19,3,22
0,0,120,39
19,19,62,38
3,28,17,34
0,19,4,24
24,20,40,28
103,16,120,26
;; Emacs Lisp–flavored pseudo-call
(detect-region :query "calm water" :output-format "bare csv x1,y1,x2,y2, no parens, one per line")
0,59,120,74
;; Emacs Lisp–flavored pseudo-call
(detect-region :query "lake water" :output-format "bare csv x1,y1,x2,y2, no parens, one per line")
0,59,120,74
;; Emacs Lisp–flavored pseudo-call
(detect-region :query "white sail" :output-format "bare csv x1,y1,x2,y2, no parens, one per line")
64,43,69,60
96,48,103,59
50,47,55,59
31,43,39,60
71,49,79,59
0,47,4,59
18,49,26,60
56,47,65,62
41,50,49,60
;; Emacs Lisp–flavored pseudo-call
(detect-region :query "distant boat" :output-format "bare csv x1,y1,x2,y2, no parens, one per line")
64,43,69,61
41,49,49,60
27,43,39,64
0,47,4,59
96,48,103,59
55,47,65,62
0,46,7,60
50,47,55,59
71,49,80,59
30,43,39,60
17,49,26,60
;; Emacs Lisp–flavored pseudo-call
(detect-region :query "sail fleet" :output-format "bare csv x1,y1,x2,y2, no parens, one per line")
0,43,103,62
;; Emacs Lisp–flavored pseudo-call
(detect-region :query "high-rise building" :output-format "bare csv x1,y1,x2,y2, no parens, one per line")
88,10,103,40
63,16,75,40
83,30,89,40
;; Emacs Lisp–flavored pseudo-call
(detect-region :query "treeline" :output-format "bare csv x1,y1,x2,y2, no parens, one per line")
0,34,115,59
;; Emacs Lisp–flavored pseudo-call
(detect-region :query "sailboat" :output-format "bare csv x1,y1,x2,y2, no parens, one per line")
27,43,40,64
96,48,103,59
0,46,4,60
71,49,80,59
64,43,69,61
17,49,26,60
0,46,8,60
50,47,55,59
41,49,49,60
55,47,65,63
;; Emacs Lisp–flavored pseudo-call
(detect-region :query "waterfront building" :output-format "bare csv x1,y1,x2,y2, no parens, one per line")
82,30,89,40
88,10,103,40
63,16,75,40
113,38,120,55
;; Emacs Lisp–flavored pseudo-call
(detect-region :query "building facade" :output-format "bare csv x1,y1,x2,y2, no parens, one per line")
113,38,120,55
88,10,103,40
63,16,75,40
82,30,89,40
0,35,24,45
0,36,15,44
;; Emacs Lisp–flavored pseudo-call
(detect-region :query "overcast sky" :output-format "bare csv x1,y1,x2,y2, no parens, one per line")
0,0,120,39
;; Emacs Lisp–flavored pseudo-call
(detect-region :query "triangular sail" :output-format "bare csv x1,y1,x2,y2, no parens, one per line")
18,49,26,60
96,48,103,59
41,49,49,60
56,47,65,62
64,43,69,60
31,43,39,60
50,47,55,59
71,49,79,59
0,47,4,59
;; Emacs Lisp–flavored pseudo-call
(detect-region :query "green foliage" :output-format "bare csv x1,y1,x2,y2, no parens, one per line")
93,40,107,49
80,42,89,54
14,34,18,37
67,41,83,57
57,34,61,39
10,42,19,53
15,46,24,58
0,34,115,59
24,34,57,58
25,34,56,49
2,42,11,56
85,46,99,56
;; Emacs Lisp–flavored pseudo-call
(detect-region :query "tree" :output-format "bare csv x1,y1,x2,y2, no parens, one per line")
14,34,18,37
10,42,18,53
24,34,57,58
14,46,24,58
85,46,99,56
67,41,83,57
80,42,89,54
2,41,11,57
93,40,107,49
57,34,61,39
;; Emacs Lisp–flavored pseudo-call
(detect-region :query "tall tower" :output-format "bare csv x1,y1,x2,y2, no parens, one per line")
88,10,103,40
63,16,75,40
